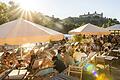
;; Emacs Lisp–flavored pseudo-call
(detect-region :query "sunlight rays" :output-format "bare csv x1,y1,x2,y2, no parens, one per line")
8,0,35,21
10,6,33,21
16,0,36,11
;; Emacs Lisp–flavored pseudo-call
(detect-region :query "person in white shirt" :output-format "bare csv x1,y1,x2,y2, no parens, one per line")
73,48,87,65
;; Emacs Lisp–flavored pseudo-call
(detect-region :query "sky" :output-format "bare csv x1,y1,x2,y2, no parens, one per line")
1,0,120,20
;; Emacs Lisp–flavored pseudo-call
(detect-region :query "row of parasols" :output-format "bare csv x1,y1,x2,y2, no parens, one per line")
0,19,119,45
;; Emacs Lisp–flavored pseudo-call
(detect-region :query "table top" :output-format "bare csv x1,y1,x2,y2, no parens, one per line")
6,69,28,79
97,56,118,61
112,49,120,52
104,56,115,60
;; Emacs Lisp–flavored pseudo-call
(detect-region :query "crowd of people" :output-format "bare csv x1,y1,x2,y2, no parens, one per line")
0,34,120,76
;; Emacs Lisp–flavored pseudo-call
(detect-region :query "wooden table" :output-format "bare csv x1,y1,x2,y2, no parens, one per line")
5,69,29,80
104,56,118,60
111,49,120,57
112,49,119,52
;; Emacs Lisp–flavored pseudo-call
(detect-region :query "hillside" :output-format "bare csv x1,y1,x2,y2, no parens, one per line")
62,12,120,33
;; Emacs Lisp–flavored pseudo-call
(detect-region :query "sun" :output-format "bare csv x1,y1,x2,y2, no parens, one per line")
16,0,36,11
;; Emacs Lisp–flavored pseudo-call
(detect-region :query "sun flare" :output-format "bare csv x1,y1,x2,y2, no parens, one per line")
16,0,36,11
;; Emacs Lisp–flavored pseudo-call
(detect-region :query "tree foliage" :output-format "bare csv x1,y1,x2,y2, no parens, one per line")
63,15,120,33
0,2,9,24
72,35,82,43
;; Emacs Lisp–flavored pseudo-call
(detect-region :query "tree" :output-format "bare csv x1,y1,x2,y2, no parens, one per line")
0,2,9,25
8,1,22,21
63,12,120,33
73,35,82,43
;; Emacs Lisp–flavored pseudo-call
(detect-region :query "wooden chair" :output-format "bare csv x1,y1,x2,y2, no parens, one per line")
95,56,110,74
68,65,83,80
95,56,106,68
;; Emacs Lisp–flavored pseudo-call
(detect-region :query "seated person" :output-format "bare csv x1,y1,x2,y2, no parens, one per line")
56,49,62,60
28,51,37,70
52,56,66,73
63,53,75,67
73,48,87,65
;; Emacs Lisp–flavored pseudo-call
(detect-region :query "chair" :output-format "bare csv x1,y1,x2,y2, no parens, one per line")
32,59,43,69
95,56,110,74
88,52,97,61
95,56,106,68
67,65,83,80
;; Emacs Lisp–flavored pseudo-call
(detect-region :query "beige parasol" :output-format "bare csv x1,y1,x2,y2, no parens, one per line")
69,23,110,35
0,19,64,45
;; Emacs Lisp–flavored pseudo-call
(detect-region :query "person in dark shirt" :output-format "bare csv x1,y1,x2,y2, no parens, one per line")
28,50,37,71
52,56,66,73
56,49,62,60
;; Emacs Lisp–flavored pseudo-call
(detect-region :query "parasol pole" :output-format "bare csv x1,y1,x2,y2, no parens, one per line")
20,46,22,59
19,44,23,59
